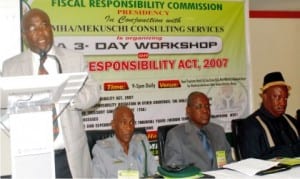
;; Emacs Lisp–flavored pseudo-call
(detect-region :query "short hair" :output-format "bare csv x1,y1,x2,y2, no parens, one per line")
21,8,50,31
112,105,134,120
187,91,207,106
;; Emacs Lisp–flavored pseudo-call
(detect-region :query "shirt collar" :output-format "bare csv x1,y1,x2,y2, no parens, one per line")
31,46,58,75
30,46,55,58
112,135,138,155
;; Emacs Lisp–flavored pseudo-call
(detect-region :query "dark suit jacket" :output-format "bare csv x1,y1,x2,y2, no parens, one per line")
239,106,300,159
2,46,101,178
164,121,233,171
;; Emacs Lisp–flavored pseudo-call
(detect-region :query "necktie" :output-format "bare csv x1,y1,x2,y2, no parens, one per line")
38,55,48,75
38,55,59,140
52,104,59,140
198,130,214,166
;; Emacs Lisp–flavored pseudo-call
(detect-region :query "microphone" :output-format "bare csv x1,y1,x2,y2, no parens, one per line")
39,51,47,59
135,133,145,142
38,51,63,74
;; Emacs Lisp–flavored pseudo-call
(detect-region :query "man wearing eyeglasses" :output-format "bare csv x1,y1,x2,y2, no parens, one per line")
164,91,233,171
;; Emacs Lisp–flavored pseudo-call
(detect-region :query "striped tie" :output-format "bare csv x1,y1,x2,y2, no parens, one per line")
52,104,59,140
38,56,59,140
38,55,48,75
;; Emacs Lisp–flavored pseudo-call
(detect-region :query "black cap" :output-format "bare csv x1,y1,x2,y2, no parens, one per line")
260,71,291,91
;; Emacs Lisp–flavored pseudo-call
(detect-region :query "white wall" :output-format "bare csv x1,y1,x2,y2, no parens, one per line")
249,18,300,116
0,0,21,74
0,0,20,176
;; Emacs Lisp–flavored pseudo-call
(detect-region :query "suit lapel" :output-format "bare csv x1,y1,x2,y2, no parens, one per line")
184,122,205,152
19,51,34,75
185,122,216,165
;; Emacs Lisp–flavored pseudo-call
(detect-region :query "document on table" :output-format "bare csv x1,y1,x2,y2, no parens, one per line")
223,158,279,176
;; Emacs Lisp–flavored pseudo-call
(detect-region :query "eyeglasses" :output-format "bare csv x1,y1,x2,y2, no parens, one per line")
189,104,211,110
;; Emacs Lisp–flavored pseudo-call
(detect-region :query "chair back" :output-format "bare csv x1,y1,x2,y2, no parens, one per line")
157,124,177,166
86,127,146,158
231,118,246,161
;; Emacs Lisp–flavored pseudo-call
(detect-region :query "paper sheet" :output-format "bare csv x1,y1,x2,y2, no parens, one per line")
223,158,279,176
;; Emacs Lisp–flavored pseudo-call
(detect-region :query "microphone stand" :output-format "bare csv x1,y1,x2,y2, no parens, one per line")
47,54,63,74
141,140,148,177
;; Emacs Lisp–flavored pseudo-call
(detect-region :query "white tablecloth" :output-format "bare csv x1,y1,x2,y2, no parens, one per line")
204,166,300,179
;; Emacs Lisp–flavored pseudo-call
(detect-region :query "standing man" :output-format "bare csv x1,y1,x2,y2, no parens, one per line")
2,8,100,178
238,72,300,159
164,91,233,171
92,105,158,178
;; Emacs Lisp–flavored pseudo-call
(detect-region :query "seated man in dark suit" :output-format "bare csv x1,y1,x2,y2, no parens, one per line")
239,72,300,159
164,91,233,171
296,109,300,120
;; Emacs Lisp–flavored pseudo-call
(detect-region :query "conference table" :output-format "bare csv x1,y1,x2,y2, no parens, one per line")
2,166,299,178
204,166,300,178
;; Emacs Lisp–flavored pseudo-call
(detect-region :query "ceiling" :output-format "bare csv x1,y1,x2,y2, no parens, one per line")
249,0,300,11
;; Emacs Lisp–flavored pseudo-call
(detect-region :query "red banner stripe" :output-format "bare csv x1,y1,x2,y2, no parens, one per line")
249,10,300,18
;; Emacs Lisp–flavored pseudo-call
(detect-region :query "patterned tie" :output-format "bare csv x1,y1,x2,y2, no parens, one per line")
52,104,59,140
38,55,59,140
38,55,48,75
198,130,214,166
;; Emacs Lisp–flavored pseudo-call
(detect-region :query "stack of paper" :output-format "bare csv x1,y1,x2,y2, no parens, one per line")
223,158,280,176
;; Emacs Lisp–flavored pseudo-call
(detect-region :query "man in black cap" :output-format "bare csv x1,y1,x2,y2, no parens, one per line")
237,71,300,159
